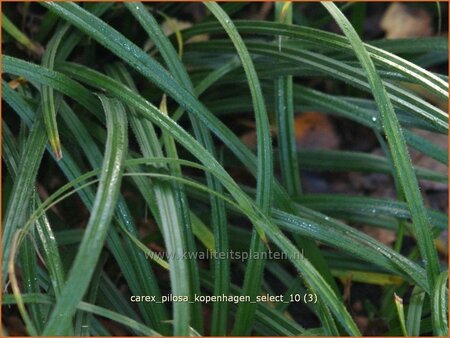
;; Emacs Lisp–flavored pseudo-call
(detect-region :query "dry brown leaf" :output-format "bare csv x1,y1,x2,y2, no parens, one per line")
240,130,258,148
241,113,340,149
294,112,340,150
355,316,369,333
381,3,433,39
362,227,396,246
250,2,273,20
238,118,276,148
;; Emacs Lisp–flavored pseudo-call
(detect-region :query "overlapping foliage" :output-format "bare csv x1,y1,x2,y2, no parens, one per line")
2,2,448,336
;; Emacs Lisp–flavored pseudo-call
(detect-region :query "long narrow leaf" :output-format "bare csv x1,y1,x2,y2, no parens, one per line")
41,24,70,160
183,20,448,99
432,271,448,336
2,115,47,287
204,3,272,334
406,286,425,336
42,96,128,334
322,1,441,291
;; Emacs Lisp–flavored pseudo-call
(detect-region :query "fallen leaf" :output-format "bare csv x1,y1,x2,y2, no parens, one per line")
250,2,273,20
355,316,369,333
362,227,396,246
381,3,433,39
294,112,340,150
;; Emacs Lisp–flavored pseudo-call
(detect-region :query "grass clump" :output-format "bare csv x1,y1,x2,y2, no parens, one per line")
2,2,448,336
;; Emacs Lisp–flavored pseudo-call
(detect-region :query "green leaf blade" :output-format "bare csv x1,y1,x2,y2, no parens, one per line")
42,96,128,335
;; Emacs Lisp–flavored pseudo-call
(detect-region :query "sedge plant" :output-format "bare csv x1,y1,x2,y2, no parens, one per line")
1,2,448,336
